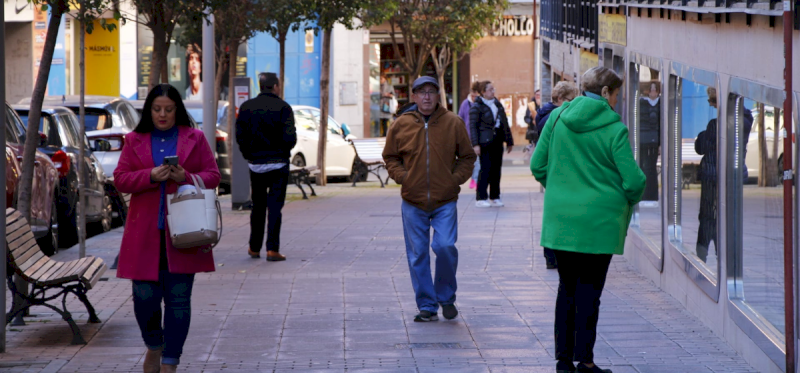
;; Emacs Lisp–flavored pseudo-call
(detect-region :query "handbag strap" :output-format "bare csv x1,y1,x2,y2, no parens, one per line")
192,174,207,190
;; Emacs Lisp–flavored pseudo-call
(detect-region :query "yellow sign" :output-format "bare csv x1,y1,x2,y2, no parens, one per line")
599,14,626,46
580,51,599,74
86,19,119,97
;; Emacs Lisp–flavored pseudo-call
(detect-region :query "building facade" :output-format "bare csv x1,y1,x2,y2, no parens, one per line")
539,0,799,370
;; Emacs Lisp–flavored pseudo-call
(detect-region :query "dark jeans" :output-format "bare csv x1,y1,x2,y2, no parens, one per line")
543,247,557,267
640,143,659,201
477,135,505,201
554,250,613,364
696,178,717,262
249,166,289,253
132,270,195,366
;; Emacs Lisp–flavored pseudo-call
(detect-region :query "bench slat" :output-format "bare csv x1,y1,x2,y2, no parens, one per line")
43,259,90,286
29,258,57,280
7,225,34,245
37,261,65,282
20,255,48,277
6,219,29,238
48,259,81,282
10,236,38,258
16,248,43,273
81,259,107,290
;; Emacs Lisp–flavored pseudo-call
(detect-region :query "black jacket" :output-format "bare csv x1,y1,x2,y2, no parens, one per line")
235,92,297,164
468,97,513,147
535,102,558,136
639,97,661,145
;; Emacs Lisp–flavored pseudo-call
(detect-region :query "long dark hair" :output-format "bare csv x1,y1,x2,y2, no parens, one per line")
135,84,192,133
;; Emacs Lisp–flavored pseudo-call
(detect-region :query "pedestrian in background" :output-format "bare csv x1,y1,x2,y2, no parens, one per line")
379,74,396,136
639,81,661,202
458,81,482,189
469,81,513,208
236,73,297,262
523,89,542,147
114,84,221,373
534,81,579,270
531,67,645,373
383,76,476,322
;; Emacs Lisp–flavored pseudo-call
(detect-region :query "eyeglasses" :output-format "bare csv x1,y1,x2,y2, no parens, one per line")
415,90,439,97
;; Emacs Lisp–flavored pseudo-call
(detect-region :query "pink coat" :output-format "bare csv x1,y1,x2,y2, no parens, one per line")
113,126,221,281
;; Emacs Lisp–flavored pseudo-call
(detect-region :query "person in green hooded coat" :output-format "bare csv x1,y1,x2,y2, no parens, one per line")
531,67,646,373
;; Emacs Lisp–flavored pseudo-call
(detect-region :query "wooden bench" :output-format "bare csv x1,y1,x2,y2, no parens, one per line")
5,208,107,345
350,138,390,187
289,165,320,199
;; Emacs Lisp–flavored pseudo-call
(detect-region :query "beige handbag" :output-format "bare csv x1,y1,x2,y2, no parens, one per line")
167,174,222,252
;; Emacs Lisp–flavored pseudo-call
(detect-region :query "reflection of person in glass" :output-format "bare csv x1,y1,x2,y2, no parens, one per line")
639,81,661,201
694,87,718,262
185,44,202,101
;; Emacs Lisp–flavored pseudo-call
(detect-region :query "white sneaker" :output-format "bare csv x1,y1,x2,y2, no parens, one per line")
475,200,492,208
490,199,504,207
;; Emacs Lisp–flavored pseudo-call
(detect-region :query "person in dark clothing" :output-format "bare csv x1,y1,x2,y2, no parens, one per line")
523,89,542,145
694,87,719,263
235,72,298,262
639,82,661,201
533,81,578,269
469,81,513,208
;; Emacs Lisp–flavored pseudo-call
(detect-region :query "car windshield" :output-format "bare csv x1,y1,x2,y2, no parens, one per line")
18,113,55,136
187,109,204,127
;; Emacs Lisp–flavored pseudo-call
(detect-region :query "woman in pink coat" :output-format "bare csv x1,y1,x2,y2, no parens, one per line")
113,84,220,373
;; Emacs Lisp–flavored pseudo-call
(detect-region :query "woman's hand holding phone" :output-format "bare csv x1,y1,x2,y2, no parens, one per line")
168,165,186,182
151,165,170,182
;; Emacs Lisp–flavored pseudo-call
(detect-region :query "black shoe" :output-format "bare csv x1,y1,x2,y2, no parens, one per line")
556,360,576,373
576,363,612,373
413,311,439,322
441,304,458,320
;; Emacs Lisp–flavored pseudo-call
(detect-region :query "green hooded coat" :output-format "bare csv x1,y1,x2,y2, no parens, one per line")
530,96,646,255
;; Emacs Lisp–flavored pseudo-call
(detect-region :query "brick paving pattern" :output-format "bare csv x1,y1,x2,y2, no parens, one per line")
0,165,758,372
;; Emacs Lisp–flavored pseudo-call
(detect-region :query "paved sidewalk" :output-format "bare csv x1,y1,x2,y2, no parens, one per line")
0,166,757,372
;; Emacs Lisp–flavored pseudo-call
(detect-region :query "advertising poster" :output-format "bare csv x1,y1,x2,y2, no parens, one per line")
85,19,120,97
31,6,47,88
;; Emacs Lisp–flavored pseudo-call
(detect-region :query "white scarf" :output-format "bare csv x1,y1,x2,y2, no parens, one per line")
644,96,660,106
483,97,500,128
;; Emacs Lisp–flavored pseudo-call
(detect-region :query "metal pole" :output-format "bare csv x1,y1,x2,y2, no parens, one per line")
202,8,216,151
0,4,8,353
782,0,795,371
78,1,86,259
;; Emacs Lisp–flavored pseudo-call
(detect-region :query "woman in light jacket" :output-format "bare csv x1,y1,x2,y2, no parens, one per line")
531,67,645,373
114,84,221,373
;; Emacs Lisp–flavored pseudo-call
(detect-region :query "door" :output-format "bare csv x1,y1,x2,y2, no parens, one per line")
63,113,104,218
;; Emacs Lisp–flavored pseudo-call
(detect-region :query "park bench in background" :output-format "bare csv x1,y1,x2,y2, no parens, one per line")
289,165,319,199
5,208,107,345
350,138,390,187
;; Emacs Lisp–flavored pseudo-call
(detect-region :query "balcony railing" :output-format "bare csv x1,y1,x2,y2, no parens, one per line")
541,0,599,51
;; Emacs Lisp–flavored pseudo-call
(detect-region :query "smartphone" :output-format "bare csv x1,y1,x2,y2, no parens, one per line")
163,155,179,166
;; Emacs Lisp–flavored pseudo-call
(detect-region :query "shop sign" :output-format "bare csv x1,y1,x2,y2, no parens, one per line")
492,15,535,37
86,19,120,97
580,50,599,74
598,14,626,46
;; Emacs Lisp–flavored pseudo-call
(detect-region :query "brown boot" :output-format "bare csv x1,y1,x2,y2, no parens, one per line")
143,348,162,373
266,251,286,262
160,364,177,373
247,248,260,258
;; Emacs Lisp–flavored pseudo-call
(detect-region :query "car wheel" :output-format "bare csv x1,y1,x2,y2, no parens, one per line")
39,198,59,256
292,154,306,168
98,193,113,233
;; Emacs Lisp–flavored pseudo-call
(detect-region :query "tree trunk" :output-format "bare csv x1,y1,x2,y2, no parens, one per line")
278,30,287,99
430,47,448,108
19,0,67,222
227,39,240,174
758,103,767,187
316,28,332,186
78,2,87,258
149,26,167,89
214,39,228,105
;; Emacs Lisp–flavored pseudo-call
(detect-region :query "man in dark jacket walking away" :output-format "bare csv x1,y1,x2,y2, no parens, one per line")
383,76,476,322
235,73,297,262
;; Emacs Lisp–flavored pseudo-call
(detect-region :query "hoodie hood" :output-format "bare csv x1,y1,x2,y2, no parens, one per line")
557,96,621,133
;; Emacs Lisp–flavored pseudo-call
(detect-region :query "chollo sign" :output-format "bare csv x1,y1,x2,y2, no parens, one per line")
492,15,535,37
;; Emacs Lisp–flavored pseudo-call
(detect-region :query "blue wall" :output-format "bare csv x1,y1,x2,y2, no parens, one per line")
247,25,321,107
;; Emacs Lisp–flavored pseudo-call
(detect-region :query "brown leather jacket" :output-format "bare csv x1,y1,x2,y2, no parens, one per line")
382,106,477,211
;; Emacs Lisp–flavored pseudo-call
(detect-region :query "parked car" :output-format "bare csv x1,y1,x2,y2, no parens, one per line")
287,105,359,180
4,102,60,254
133,100,231,193
13,105,113,247
18,95,139,180
744,106,795,181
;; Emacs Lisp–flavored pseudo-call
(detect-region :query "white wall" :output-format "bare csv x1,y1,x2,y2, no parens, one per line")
331,22,365,137
119,0,138,99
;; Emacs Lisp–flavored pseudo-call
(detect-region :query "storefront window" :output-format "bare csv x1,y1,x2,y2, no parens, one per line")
729,91,796,335
669,75,720,280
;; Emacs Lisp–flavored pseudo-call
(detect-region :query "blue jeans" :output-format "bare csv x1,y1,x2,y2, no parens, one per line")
132,270,195,366
401,201,459,313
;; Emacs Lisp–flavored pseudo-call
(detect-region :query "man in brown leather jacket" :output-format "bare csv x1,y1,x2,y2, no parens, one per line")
382,76,476,322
